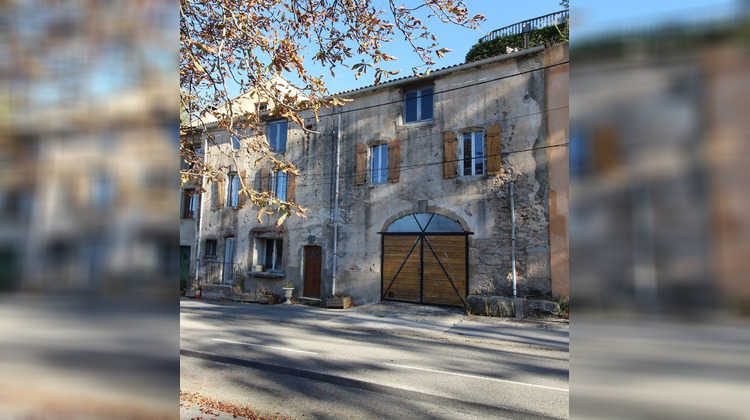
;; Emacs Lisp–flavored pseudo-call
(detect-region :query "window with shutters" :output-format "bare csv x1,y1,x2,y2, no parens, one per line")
181,188,196,219
227,173,239,207
460,131,485,176
263,169,296,202
359,139,399,185
370,144,388,183
266,120,288,152
272,171,287,201
403,86,434,124
444,124,501,178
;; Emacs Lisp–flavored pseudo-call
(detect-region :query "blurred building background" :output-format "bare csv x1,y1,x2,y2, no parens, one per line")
570,2,750,419
571,1,750,317
0,0,177,300
0,1,177,418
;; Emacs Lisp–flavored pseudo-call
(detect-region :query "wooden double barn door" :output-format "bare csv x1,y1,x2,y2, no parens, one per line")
381,234,468,306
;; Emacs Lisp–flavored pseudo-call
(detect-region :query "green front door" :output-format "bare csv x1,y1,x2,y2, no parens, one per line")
180,246,191,290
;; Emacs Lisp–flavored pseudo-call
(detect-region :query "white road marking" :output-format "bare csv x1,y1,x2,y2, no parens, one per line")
212,338,318,355
386,363,569,392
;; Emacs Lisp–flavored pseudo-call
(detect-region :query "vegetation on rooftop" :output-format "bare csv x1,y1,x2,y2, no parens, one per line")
465,21,568,63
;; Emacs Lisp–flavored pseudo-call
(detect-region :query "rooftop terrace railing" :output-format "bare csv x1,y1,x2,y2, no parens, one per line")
479,10,569,43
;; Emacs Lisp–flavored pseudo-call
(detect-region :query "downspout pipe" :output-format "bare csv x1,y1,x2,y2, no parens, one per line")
331,110,342,296
194,135,208,286
510,181,517,298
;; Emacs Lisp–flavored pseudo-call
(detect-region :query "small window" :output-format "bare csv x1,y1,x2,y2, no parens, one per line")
205,239,217,256
370,144,388,183
461,131,484,176
272,171,287,201
231,133,241,150
181,188,196,218
227,173,239,207
266,120,288,152
403,87,434,124
255,238,283,272
258,102,268,113
182,146,202,171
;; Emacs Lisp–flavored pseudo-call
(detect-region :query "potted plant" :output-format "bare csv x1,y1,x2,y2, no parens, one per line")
282,281,294,304
192,285,201,299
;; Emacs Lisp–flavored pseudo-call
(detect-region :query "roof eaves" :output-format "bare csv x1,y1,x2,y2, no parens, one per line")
330,44,546,99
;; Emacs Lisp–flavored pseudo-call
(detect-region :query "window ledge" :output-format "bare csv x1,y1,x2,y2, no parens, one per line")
203,255,218,260
400,119,434,128
247,271,284,278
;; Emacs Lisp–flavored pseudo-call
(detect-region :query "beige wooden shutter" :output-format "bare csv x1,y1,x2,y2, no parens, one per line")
486,124,502,175
287,172,297,202
215,173,225,209
387,138,400,183
355,144,367,186
260,167,271,192
442,132,457,179
238,170,247,206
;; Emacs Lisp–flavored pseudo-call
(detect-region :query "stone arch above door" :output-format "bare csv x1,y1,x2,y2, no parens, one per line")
379,208,471,234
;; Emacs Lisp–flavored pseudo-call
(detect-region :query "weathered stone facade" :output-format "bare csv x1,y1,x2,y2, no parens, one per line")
188,44,568,306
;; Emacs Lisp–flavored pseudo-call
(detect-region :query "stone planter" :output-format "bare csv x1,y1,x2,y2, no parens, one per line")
256,293,276,304
282,287,294,304
326,296,352,309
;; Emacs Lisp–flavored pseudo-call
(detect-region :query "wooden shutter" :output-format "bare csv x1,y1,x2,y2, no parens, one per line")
355,144,367,186
593,125,618,173
442,132,457,179
486,123,502,175
238,170,247,206
287,172,297,202
215,173,225,209
387,138,400,183
260,167,271,192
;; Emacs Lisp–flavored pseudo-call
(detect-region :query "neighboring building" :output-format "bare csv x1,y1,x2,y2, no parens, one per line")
17,81,176,298
187,43,569,307
570,15,750,313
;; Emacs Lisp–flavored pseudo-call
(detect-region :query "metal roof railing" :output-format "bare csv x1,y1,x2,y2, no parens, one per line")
479,10,569,43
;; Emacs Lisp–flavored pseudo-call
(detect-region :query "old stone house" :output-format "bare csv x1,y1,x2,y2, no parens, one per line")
186,44,568,308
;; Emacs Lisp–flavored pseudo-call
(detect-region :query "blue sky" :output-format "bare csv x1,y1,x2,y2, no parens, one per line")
572,0,739,41
318,0,565,95
222,0,742,100
224,0,564,98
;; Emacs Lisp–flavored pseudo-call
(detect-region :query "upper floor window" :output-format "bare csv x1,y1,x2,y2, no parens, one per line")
267,120,288,152
461,131,484,176
257,102,268,113
181,188,196,218
370,144,388,183
231,133,241,150
181,145,202,171
227,173,239,207
272,171,287,201
403,86,434,124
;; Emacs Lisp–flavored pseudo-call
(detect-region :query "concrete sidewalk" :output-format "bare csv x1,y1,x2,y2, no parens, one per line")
180,298,569,351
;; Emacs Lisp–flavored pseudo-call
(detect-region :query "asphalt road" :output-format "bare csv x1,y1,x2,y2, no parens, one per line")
180,306,570,419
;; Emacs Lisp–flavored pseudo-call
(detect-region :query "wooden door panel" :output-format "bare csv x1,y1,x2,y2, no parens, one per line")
303,246,322,298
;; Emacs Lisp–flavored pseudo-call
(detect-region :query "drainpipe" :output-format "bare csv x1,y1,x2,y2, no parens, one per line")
331,110,342,295
510,181,517,298
194,135,208,286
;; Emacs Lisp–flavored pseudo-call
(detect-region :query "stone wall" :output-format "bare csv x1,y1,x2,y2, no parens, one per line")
191,46,567,306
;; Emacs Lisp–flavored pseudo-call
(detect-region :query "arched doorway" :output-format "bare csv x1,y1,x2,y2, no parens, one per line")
380,213,471,306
